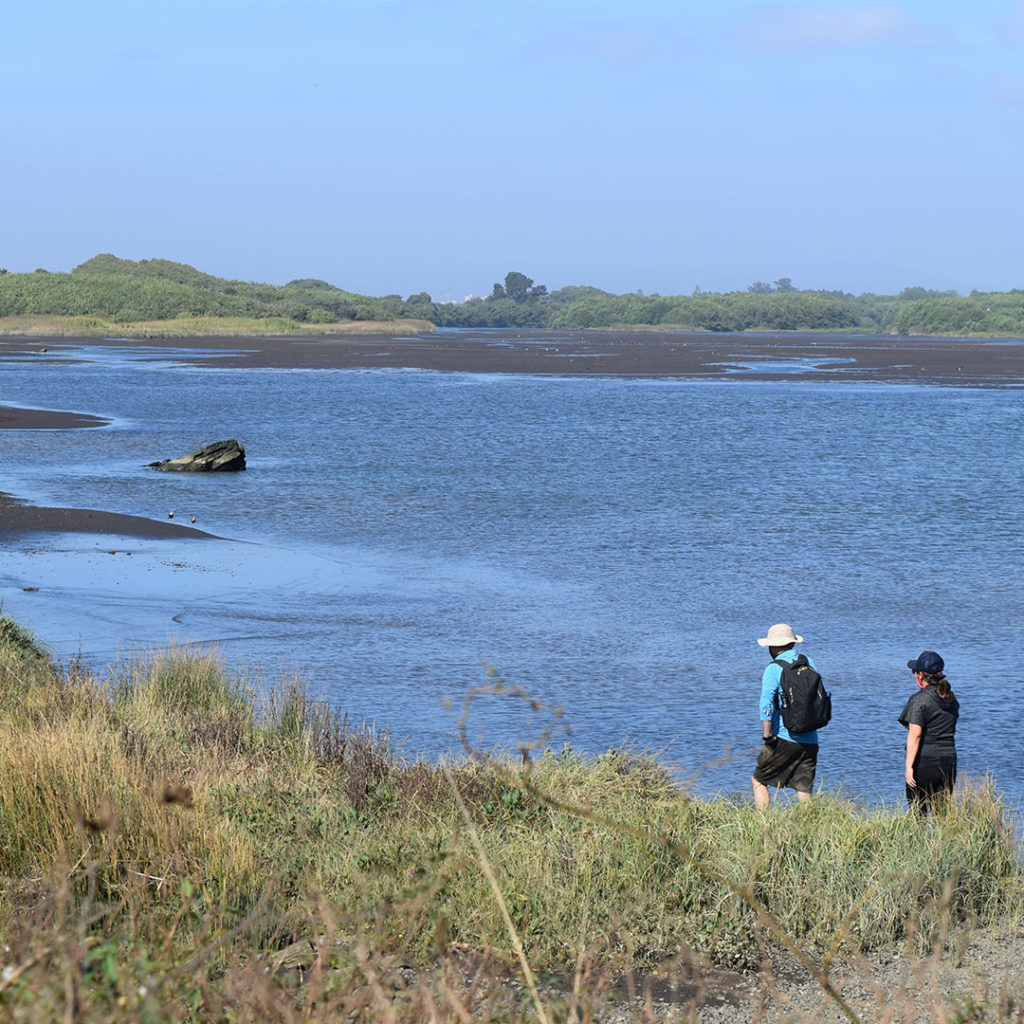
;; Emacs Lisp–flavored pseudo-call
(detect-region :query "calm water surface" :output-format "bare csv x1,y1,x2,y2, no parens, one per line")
2,340,1022,806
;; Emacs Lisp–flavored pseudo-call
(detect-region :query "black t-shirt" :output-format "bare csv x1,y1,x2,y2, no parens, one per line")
899,685,959,759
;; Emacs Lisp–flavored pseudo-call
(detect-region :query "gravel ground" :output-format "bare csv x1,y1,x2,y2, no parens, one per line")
590,925,1024,1022
387,926,1024,1022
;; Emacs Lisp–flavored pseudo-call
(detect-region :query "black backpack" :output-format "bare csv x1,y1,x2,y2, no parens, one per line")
773,654,831,734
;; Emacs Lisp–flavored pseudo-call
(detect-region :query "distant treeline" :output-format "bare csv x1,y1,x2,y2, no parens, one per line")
0,255,390,324
2,256,1024,336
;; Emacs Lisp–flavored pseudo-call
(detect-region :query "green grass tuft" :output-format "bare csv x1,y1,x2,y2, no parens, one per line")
0,615,48,661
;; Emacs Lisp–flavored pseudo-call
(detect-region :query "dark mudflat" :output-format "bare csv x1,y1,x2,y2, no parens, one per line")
1,329,1023,386
0,404,109,429
0,492,216,539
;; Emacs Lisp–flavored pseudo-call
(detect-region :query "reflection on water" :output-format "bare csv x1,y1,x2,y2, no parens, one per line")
1,343,1023,807
718,358,857,373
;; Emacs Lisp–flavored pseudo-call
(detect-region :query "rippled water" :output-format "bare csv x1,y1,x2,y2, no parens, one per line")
2,340,1022,806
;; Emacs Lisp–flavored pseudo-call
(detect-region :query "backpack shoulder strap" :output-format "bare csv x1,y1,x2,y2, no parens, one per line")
775,654,808,669
770,657,786,708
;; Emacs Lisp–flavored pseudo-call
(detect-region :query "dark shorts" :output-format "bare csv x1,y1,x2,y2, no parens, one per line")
907,756,956,811
753,738,818,794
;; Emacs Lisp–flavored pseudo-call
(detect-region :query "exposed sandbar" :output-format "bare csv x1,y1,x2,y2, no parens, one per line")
0,404,110,429
2,330,1022,387
0,492,216,539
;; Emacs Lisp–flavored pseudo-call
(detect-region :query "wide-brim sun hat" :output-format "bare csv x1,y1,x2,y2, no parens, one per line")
757,623,804,648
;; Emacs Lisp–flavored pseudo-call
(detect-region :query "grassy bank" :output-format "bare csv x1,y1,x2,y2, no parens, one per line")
1,618,1021,1021
0,314,435,337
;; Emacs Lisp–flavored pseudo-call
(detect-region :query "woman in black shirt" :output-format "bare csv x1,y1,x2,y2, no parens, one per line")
899,650,959,812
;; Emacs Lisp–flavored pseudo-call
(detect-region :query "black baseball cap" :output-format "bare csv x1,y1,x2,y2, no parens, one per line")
907,650,944,674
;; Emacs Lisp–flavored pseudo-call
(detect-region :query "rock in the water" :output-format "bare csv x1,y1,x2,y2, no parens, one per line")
148,439,246,473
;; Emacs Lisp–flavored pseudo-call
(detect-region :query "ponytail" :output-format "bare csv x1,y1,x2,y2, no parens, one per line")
921,671,953,700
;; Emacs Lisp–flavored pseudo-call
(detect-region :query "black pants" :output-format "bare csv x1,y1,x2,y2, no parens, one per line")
907,756,956,812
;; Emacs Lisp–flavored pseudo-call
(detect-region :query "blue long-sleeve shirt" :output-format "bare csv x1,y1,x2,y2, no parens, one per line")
759,647,820,744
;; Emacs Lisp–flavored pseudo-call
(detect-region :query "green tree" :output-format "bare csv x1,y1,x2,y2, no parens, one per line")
504,271,533,302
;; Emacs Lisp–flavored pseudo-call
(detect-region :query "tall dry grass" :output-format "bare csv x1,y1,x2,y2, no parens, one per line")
0,617,1022,1022
0,314,435,337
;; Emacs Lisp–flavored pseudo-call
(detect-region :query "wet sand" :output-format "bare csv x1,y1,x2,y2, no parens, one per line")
2,328,1023,538
2,328,1024,385
0,491,216,539
0,405,110,429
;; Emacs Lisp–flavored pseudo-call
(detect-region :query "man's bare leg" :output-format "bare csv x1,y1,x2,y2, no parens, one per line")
752,777,771,809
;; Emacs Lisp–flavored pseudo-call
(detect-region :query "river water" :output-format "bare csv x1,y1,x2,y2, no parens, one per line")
2,338,1022,806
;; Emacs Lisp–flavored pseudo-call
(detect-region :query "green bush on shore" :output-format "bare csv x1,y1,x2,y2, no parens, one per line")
5,255,1024,336
0,616,1022,1021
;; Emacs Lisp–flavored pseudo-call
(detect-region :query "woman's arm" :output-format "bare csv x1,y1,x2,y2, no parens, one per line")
905,723,923,787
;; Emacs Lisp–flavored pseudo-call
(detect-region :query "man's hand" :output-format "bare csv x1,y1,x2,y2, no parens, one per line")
763,734,778,747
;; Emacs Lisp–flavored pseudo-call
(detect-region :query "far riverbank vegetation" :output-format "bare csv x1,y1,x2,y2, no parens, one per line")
1,615,1022,1021
2,256,1023,338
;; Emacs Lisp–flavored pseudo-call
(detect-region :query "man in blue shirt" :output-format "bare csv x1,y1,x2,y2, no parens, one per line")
751,622,820,809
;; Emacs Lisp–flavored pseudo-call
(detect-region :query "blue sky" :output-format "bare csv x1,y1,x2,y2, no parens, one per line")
3,1,1023,300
